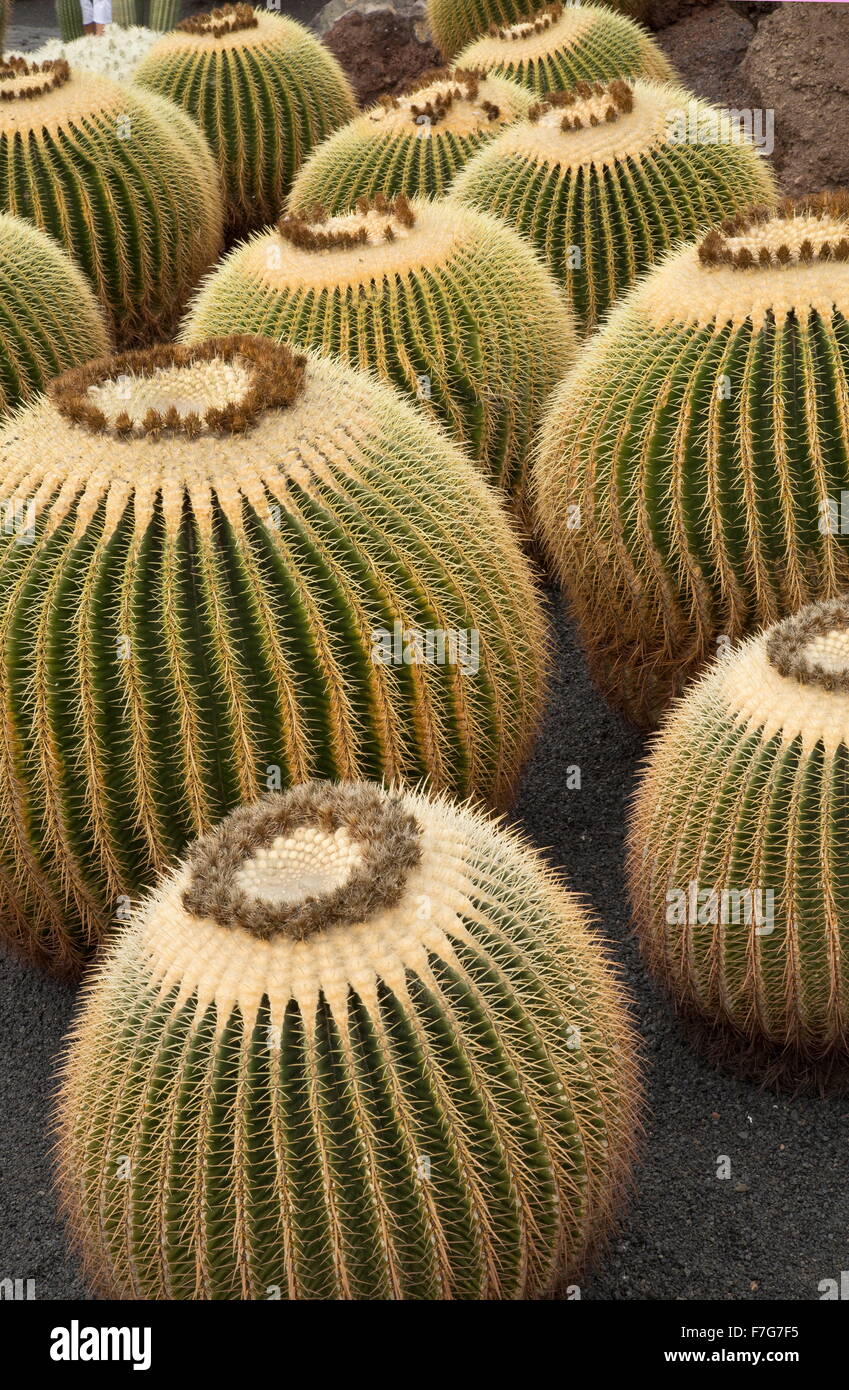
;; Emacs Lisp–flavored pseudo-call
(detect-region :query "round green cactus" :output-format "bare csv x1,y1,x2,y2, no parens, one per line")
0,56,222,347
428,0,649,61
182,196,576,511
133,5,357,240
534,193,849,727
629,597,849,1091
452,79,777,336
57,779,640,1299
288,68,534,214
0,335,546,973
454,1,676,95
0,212,110,417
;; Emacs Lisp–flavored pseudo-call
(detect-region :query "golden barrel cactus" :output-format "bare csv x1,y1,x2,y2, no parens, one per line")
57,780,639,1299
454,2,675,95
182,195,576,510
428,0,649,61
133,5,357,239
0,55,222,346
629,597,849,1090
0,212,110,417
452,79,777,336
288,68,534,213
535,194,849,727
0,335,546,973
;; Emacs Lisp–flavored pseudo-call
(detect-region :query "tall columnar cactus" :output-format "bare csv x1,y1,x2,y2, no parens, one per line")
0,213,110,417
133,6,357,240
452,80,777,336
629,597,849,1090
57,780,640,1299
0,0,9,56
288,69,534,214
428,0,649,61
454,2,675,95
0,336,546,973
535,194,849,727
0,56,222,347
56,0,84,43
112,0,178,28
182,196,576,510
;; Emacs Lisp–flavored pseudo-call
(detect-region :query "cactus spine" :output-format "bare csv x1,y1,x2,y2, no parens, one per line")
30,30,163,82
0,212,110,417
0,336,546,973
57,780,639,1299
535,194,849,727
629,597,849,1090
133,6,357,240
0,56,222,347
452,79,777,336
428,0,649,61
113,0,178,28
288,68,534,214
56,0,84,43
182,196,576,510
454,2,675,95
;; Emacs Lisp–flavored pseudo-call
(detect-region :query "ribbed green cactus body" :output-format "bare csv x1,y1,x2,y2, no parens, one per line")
455,2,675,95
113,0,178,28
629,600,849,1084
0,63,222,347
182,199,576,509
288,71,534,214
133,8,357,239
0,213,109,416
534,200,849,726
452,81,777,335
0,340,546,973
58,783,639,1299
0,0,10,54
428,0,649,60
56,0,84,43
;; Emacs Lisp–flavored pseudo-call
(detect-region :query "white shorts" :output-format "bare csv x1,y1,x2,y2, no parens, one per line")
80,0,112,23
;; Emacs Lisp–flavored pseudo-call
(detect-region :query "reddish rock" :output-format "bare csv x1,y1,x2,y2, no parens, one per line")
323,9,441,109
654,2,757,109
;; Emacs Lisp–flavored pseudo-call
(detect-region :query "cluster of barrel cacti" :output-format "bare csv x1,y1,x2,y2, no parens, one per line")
0,0,846,1307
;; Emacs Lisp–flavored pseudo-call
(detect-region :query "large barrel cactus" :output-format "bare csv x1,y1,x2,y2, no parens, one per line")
288,68,534,214
133,5,357,239
0,335,546,973
454,2,675,95
182,196,575,510
33,28,163,82
535,193,849,727
428,0,649,61
0,212,110,417
629,597,849,1091
0,56,222,346
57,779,639,1300
452,79,777,336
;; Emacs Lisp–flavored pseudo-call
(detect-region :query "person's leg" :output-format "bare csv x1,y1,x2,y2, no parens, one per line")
92,0,110,32
80,0,94,32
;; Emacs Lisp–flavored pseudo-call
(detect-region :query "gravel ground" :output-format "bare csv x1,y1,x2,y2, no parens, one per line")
2,592,848,1302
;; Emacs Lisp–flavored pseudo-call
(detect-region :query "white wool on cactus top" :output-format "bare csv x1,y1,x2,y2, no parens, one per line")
24,27,161,83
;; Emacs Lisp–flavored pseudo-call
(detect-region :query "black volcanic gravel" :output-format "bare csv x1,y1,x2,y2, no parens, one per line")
1,591,847,1301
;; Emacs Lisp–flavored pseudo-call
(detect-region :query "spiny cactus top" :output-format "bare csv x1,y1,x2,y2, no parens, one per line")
629,596,849,1089
0,211,110,417
133,6,356,239
452,79,777,335
57,780,639,1300
428,0,648,60
454,2,675,95
182,195,576,511
288,67,534,214
0,335,546,973
535,192,849,728
30,28,162,82
0,55,222,346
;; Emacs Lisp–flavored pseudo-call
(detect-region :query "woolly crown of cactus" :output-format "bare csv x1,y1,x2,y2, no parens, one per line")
182,196,576,510
30,28,162,82
57,779,639,1300
0,335,546,973
428,0,648,61
0,211,110,417
454,2,675,94
452,79,777,335
132,6,356,239
0,56,222,346
534,192,849,727
288,67,534,213
629,595,849,1090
